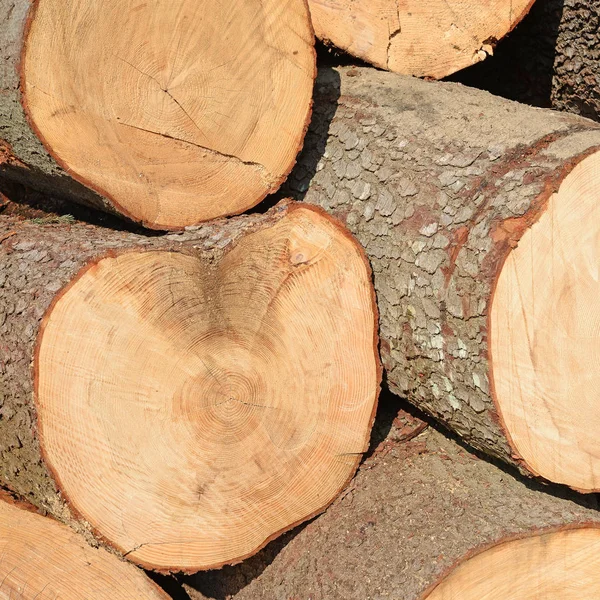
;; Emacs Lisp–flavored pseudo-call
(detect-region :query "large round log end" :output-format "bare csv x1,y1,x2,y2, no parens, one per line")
20,0,316,229
34,205,380,571
491,150,600,492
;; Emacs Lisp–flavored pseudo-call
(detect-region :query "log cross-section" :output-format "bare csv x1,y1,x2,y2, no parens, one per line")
0,494,170,599
0,0,315,229
308,0,535,78
0,202,380,572
424,527,600,600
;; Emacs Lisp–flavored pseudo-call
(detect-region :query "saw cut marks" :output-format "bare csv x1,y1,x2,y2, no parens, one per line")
35,206,380,571
424,527,600,599
309,0,533,78
0,496,169,599
491,151,600,492
21,0,315,229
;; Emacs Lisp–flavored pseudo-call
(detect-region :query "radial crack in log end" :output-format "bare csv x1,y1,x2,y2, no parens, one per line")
115,121,276,190
0,499,169,599
308,0,535,78
7,0,316,229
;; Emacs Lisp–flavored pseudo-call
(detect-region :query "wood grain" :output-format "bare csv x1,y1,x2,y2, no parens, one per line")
31,205,380,571
309,0,534,78
15,0,315,228
0,497,169,599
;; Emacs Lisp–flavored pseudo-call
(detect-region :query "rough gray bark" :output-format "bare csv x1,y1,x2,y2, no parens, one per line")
0,1,112,212
453,0,600,121
284,65,600,482
183,426,600,600
0,203,290,549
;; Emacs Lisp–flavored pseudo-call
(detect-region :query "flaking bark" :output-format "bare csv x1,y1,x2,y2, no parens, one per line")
285,66,600,481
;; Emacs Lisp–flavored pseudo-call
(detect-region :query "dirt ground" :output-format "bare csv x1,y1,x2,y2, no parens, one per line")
181,392,599,600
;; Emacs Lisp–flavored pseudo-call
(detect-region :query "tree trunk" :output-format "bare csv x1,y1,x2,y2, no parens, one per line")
308,0,535,79
0,491,170,599
183,425,600,600
0,0,315,230
0,202,380,573
453,0,600,121
284,65,600,493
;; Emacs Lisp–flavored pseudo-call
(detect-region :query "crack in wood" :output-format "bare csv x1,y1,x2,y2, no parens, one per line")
114,120,273,187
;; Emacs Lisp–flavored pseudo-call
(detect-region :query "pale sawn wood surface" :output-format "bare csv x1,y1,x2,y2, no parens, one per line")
0,203,379,572
424,527,600,599
491,151,600,492
0,495,169,599
2,0,315,229
309,0,534,78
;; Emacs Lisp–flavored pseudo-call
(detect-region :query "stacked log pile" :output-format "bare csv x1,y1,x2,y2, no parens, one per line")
0,203,379,572
287,66,600,493
1,0,600,598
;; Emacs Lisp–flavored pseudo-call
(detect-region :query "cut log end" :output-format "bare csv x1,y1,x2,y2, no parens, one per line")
34,205,380,571
0,496,169,599
309,0,534,78
490,150,600,492
21,0,315,229
424,526,600,599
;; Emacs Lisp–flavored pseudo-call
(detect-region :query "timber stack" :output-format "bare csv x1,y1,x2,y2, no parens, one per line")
1,0,600,598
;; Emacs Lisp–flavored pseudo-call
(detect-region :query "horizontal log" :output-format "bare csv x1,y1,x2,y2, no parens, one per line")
285,65,600,492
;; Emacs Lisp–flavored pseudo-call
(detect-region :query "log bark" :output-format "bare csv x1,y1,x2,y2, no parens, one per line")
0,0,315,230
0,491,170,599
308,0,535,79
284,65,600,492
454,0,600,121
0,201,380,572
183,426,600,600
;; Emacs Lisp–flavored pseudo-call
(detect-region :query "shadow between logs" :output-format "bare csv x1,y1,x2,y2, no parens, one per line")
449,0,564,110
0,176,157,235
250,63,341,212
387,387,600,512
